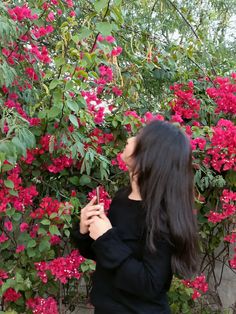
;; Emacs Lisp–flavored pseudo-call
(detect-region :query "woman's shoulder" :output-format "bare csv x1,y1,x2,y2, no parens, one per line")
112,186,130,201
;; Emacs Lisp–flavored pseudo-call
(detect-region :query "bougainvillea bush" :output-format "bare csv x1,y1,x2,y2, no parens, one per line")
0,1,235,313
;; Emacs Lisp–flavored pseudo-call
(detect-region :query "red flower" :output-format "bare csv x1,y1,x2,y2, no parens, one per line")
16,245,25,253
35,250,84,284
8,5,38,21
4,221,13,232
182,274,208,299
27,296,59,314
3,288,21,302
0,233,8,243
88,186,112,211
0,269,8,285
25,67,39,81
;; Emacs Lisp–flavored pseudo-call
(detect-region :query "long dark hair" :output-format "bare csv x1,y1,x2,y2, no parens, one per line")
132,120,199,278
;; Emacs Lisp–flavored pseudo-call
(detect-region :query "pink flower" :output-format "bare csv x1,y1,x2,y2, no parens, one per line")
97,34,104,42
8,5,38,21
182,274,208,299
191,138,206,150
111,46,122,56
0,269,8,285
169,82,200,120
25,67,39,81
69,10,76,17
29,117,41,126
50,235,61,245
192,289,201,300
88,187,112,211
27,296,59,314
229,254,236,268
171,113,183,123
0,233,8,243
206,119,236,172
4,221,13,232
3,288,21,302
112,86,123,96
47,11,55,22
99,65,113,82
71,190,76,197
16,245,25,253
31,25,54,39
2,85,9,94
35,250,84,284
47,155,73,173
116,153,128,172
206,76,236,115
105,35,115,43
65,0,74,7
224,233,236,244
206,189,236,223
20,222,29,232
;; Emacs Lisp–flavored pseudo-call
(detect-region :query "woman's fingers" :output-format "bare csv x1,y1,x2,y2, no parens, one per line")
85,209,103,219
87,196,97,206
82,204,102,213
85,216,98,226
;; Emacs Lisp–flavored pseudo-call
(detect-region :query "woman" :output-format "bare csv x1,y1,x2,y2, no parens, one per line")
71,120,199,314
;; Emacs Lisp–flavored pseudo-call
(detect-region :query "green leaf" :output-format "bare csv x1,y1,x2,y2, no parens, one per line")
49,212,58,219
32,170,40,177
65,80,74,91
4,179,14,189
112,119,118,128
18,129,35,148
113,0,122,5
49,225,61,236
12,137,27,157
67,100,79,112
48,106,61,119
54,56,65,68
12,212,21,221
39,239,51,252
77,95,86,108
94,0,109,12
2,163,14,172
96,22,113,36
27,248,36,258
53,89,63,104
27,239,37,248
38,228,47,235
79,174,91,186
64,229,70,237
69,114,79,127
75,27,92,41
41,219,51,225
18,232,31,245
69,176,80,186
49,79,60,90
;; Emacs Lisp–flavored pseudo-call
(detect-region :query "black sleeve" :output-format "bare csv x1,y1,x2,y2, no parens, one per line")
91,227,172,300
70,222,96,260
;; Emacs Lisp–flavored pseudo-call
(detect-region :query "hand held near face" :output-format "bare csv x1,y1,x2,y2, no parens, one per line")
79,196,105,234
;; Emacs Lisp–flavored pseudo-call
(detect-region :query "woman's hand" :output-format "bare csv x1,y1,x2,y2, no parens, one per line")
88,213,112,240
80,196,104,234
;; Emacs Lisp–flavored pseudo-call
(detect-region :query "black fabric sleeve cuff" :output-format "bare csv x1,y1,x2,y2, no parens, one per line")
70,224,96,260
91,227,132,269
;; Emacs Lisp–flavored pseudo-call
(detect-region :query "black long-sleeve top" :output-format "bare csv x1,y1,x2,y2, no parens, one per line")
71,188,173,314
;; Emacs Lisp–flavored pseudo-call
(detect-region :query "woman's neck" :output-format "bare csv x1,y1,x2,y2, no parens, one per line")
129,173,142,200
